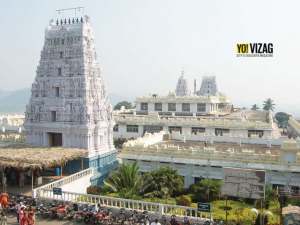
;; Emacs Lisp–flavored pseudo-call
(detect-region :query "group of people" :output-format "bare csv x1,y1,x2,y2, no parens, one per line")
0,192,35,225
16,203,35,225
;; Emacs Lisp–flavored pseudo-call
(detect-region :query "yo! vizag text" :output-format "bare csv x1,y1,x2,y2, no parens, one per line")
236,43,273,57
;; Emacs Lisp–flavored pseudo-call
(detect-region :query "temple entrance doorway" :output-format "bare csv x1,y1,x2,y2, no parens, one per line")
48,132,62,147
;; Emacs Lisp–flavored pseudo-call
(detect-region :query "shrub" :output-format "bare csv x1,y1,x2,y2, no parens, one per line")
87,185,101,195
176,195,192,206
189,179,222,202
113,138,127,149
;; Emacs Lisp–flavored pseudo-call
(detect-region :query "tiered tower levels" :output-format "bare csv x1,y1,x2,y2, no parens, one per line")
25,16,115,159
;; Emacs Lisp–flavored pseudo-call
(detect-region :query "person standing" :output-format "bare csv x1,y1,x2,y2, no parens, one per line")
150,218,161,225
0,193,8,209
0,208,7,225
19,206,27,225
27,206,35,225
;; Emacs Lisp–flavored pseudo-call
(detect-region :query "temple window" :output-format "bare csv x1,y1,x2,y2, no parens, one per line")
51,111,57,122
182,103,190,112
55,87,60,97
248,130,264,138
154,103,162,111
58,67,62,76
127,125,139,133
192,127,205,135
59,51,63,58
197,103,206,112
215,128,229,136
113,124,119,132
168,126,182,134
141,102,148,111
168,103,176,111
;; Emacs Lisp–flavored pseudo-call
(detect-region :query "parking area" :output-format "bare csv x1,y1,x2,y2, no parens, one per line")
7,215,83,225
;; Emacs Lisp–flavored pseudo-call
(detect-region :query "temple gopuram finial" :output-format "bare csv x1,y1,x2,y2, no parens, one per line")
55,7,85,25
180,68,185,77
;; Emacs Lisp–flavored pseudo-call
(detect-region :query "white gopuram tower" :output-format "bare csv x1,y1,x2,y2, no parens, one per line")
175,71,190,96
24,11,117,184
197,76,218,96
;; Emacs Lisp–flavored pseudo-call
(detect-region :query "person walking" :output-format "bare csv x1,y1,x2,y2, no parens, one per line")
19,206,27,225
27,206,35,225
0,208,7,225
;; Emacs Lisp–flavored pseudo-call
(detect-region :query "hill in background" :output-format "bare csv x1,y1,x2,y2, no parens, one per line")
0,88,132,114
0,88,299,119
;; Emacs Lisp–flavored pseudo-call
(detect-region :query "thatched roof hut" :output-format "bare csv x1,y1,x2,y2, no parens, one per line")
0,143,87,170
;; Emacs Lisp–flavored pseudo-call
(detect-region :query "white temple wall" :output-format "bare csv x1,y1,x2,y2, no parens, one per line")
123,158,300,187
182,127,191,136
263,130,272,138
230,129,248,138
162,103,168,112
176,103,182,112
148,103,155,112
190,103,197,113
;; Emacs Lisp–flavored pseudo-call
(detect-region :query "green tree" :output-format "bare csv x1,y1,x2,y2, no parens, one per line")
113,138,128,149
263,98,275,111
275,112,290,128
251,104,260,110
176,195,192,206
104,162,142,198
264,185,277,209
255,213,269,225
142,167,184,198
190,179,222,202
113,101,133,110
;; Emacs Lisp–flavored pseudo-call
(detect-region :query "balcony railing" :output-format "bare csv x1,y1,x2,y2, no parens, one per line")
33,168,93,198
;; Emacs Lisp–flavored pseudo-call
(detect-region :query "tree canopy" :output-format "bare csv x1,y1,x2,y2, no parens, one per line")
113,101,133,110
251,104,260,110
263,98,275,111
103,164,183,199
104,162,142,198
142,167,184,198
275,112,290,128
189,179,222,202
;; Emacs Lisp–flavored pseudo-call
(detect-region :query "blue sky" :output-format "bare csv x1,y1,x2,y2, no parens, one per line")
1,0,300,116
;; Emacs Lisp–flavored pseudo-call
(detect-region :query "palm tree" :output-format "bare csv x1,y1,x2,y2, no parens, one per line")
251,104,260,110
263,98,275,111
104,162,142,198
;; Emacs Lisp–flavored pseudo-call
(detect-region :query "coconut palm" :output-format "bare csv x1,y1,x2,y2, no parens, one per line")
263,98,275,111
251,104,260,110
104,162,142,198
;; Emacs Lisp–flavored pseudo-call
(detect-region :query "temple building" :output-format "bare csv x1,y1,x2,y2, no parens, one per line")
119,131,300,188
24,15,117,184
113,75,283,145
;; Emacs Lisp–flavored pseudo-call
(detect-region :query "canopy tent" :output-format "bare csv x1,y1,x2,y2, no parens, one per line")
0,143,87,170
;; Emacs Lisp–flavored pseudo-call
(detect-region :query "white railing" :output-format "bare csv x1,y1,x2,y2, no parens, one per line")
33,168,93,198
36,188,208,220
33,168,209,220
